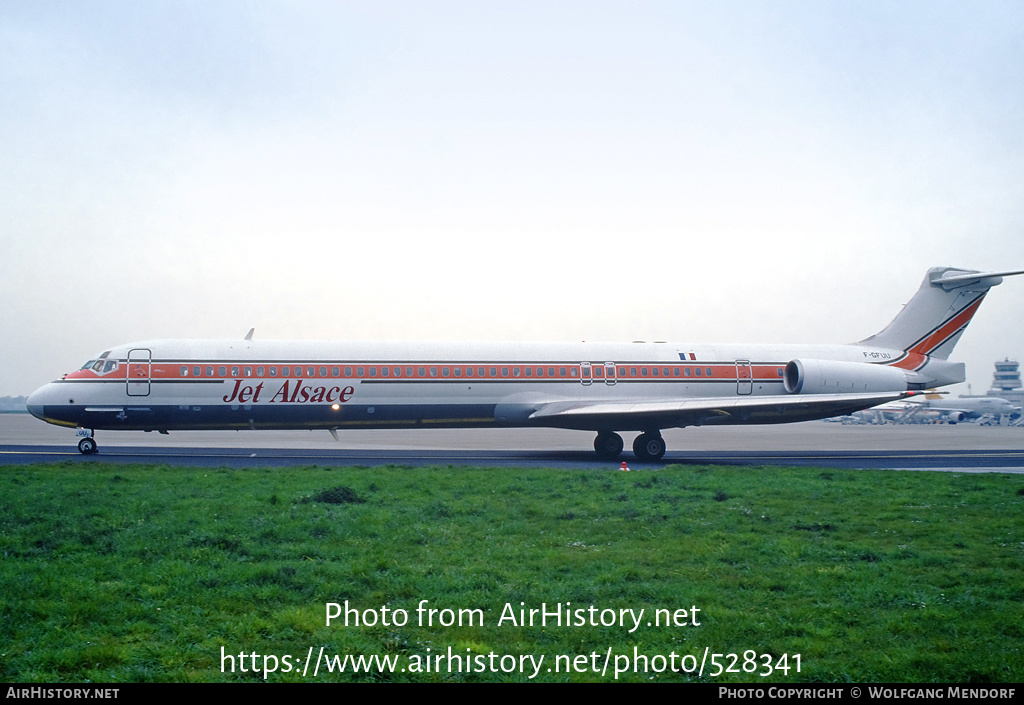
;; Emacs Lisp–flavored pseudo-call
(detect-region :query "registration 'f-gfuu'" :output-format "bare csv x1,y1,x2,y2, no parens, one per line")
28,266,1023,459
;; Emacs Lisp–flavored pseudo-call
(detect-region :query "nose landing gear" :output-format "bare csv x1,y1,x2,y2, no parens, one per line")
77,431,98,455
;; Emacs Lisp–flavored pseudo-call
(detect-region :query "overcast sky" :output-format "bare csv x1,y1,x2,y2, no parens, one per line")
3,1,1023,397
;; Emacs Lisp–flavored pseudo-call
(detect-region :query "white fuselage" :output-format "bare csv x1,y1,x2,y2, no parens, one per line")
27,337,935,434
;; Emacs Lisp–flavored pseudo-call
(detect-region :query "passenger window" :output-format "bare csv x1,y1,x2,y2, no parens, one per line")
219,366,227,377
180,366,188,377
320,367,327,377
257,367,265,377
206,366,214,377
231,366,239,377
706,368,713,377
270,367,278,377
193,366,201,377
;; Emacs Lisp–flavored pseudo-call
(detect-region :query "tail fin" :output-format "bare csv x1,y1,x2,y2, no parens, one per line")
859,266,1024,361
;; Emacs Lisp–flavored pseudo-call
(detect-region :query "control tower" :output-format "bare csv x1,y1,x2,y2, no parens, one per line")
988,358,1024,407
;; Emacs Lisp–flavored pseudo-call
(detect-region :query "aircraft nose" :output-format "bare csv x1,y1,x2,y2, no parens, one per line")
26,382,72,425
26,386,46,420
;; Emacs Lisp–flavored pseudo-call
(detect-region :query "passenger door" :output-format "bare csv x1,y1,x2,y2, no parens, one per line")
127,348,152,396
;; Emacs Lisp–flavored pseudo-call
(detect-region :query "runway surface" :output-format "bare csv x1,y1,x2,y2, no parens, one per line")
4,413,1024,471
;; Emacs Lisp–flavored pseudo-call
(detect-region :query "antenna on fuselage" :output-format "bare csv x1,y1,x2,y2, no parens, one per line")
244,328,255,341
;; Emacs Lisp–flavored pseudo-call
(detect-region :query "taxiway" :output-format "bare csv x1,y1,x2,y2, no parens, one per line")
3,414,1023,471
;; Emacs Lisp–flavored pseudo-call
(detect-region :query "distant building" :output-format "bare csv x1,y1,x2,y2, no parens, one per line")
987,359,1024,408
0,396,28,412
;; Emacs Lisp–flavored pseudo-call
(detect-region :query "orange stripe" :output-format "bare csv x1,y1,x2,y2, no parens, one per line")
908,295,984,357
87,359,793,382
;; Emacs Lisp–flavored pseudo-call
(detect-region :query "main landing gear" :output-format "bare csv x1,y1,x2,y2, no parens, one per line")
594,431,625,460
593,431,667,462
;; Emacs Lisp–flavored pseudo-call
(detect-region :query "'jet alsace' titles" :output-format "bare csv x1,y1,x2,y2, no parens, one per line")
221,378,355,405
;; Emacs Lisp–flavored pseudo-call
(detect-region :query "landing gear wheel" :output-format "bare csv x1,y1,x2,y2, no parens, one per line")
594,431,624,460
78,437,97,455
632,432,666,462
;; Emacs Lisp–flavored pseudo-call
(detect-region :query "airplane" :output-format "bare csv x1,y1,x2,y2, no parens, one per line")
842,394,1020,425
907,393,1020,424
27,266,1024,459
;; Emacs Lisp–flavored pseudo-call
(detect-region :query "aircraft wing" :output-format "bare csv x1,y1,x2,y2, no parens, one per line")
528,391,918,429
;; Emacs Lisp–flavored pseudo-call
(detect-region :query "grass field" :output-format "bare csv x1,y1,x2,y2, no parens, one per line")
1,461,1022,682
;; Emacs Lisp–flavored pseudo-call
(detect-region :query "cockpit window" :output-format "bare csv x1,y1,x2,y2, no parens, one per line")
82,357,119,376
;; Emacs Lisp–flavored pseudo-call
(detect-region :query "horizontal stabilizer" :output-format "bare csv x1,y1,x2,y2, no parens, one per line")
930,268,1024,290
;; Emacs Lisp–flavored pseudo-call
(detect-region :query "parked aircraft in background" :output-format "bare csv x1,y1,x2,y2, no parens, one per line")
845,394,1020,425
27,266,1023,459
911,394,1019,424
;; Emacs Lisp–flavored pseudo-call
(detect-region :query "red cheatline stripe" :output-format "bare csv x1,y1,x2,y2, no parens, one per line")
65,361,791,383
907,295,985,357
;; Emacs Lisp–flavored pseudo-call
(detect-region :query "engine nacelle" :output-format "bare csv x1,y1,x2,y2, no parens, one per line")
784,359,909,395
947,411,966,424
